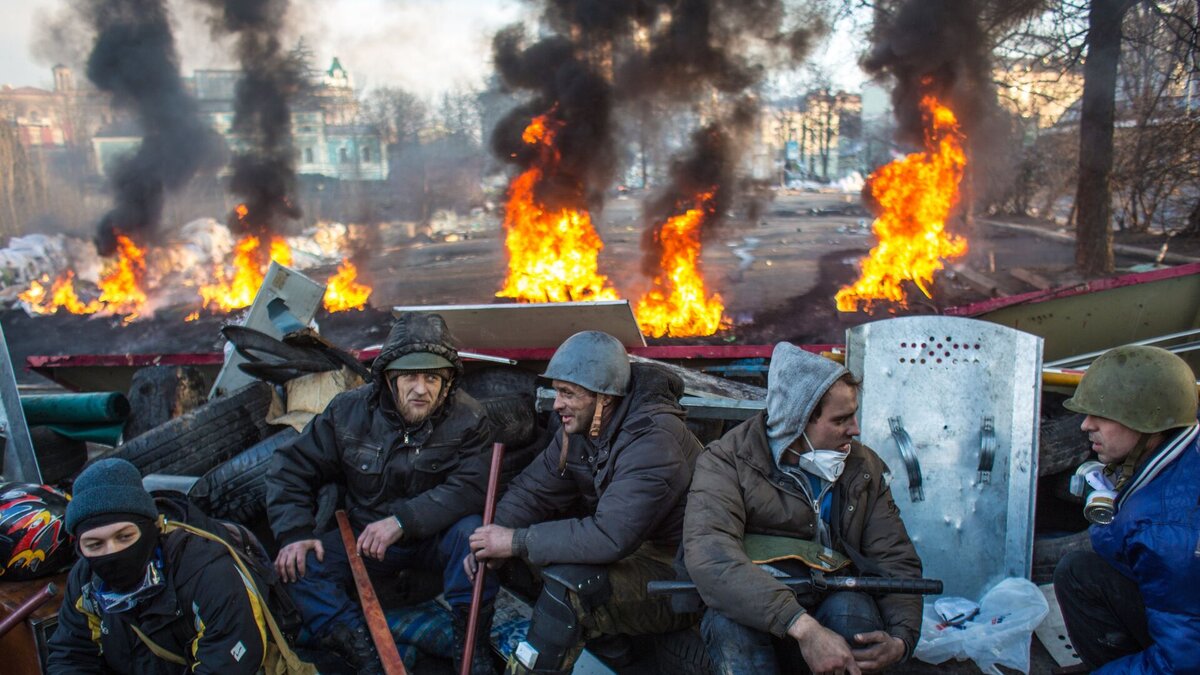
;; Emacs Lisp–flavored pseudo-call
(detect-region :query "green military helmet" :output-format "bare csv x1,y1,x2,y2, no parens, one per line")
384,351,455,372
1064,345,1198,433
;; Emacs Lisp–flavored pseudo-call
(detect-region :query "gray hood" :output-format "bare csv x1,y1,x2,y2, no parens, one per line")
766,342,850,468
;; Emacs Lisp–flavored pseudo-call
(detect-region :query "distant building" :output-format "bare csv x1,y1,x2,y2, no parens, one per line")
994,61,1084,135
190,58,387,181
0,65,112,149
759,90,863,183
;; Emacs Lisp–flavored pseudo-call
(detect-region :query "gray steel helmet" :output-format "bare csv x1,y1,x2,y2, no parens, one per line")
542,331,630,396
1064,345,1198,433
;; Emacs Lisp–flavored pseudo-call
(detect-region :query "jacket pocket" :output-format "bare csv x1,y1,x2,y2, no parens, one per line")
343,437,385,494
409,442,460,490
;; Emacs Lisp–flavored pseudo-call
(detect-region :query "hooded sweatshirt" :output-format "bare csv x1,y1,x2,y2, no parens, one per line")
683,342,923,650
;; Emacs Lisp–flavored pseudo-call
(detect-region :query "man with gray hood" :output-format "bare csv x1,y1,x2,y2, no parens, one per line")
684,342,922,674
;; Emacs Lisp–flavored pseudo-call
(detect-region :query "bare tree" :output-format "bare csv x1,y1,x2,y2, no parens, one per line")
0,123,46,241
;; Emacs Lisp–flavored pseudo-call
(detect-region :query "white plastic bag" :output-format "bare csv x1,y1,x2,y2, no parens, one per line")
914,578,1049,675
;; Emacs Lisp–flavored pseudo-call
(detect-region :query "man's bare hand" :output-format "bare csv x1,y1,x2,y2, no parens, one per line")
468,524,515,561
851,631,906,672
462,552,503,582
357,517,403,561
788,614,861,675
275,539,324,583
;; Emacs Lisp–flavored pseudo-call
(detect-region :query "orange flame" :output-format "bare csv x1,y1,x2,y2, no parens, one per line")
634,192,728,337
18,235,147,319
836,95,968,312
19,272,102,315
496,113,618,303
198,234,292,312
97,235,148,320
323,260,372,312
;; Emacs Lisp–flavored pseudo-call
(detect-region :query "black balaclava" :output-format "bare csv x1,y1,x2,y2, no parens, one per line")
76,513,160,592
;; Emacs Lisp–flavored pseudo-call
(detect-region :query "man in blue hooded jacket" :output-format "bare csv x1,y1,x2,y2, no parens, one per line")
1054,345,1200,673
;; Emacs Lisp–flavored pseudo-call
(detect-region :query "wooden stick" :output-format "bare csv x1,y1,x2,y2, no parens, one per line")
335,510,408,675
461,442,506,675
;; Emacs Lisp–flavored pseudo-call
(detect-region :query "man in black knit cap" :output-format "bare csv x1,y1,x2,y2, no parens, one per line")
47,457,299,674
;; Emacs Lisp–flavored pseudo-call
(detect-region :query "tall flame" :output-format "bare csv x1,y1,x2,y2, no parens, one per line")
496,113,618,303
836,95,968,312
323,260,372,312
18,235,147,319
97,235,148,320
634,192,728,337
198,233,292,312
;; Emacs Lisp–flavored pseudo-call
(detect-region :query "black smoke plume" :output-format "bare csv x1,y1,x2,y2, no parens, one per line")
84,0,220,255
491,28,616,212
640,113,738,280
490,0,825,253
862,0,993,144
203,0,303,234
863,0,1047,206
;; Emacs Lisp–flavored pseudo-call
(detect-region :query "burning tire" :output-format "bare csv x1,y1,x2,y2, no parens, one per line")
109,381,276,476
189,427,300,525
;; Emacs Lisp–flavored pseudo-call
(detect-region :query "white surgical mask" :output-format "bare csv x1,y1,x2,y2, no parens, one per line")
790,432,850,483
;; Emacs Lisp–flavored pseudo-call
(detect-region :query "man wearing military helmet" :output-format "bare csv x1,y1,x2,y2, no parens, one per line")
1054,345,1200,672
266,312,497,675
466,330,702,674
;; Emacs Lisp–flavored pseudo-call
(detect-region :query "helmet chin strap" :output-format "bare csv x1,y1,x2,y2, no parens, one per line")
1104,433,1152,491
589,398,606,438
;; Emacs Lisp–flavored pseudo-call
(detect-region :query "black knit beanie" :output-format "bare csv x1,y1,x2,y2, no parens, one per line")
66,458,157,537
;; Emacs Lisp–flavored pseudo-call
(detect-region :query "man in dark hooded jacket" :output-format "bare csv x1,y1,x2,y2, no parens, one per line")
466,330,702,674
266,312,497,675
684,342,922,674
48,458,305,675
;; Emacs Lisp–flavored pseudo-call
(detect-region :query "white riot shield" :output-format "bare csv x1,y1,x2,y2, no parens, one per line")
846,316,1042,600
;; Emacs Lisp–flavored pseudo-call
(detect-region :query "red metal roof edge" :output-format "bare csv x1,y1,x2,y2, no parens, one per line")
944,262,1200,317
27,343,846,372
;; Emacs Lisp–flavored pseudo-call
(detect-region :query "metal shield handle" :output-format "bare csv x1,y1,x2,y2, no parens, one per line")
978,416,996,484
888,416,925,502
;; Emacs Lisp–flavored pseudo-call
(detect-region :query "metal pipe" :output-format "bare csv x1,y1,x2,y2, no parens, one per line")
460,442,505,675
335,510,408,675
0,582,57,640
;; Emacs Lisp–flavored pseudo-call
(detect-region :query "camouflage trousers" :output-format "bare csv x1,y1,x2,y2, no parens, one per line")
505,542,697,673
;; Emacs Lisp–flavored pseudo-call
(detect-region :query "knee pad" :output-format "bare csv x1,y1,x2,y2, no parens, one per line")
515,578,582,671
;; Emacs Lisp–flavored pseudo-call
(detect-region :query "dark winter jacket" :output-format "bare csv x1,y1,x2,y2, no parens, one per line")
266,314,494,545
47,508,270,674
494,363,702,566
683,412,923,651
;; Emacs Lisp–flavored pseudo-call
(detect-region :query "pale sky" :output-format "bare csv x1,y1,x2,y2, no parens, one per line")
0,0,867,98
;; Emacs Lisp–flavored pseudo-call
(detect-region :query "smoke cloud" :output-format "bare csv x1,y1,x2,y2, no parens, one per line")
202,0,303,233
490,0,827,267
84,0,221,255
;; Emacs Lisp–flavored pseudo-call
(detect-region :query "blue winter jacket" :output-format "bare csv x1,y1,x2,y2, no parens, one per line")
1090,423,1200,674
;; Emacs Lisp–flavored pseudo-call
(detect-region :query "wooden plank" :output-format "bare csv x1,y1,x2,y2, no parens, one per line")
1009,267,1054,290
390,301,646,349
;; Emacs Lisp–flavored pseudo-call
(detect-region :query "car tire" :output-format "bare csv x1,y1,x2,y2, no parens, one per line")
189,427,300,524
1039,412,1091,476
109,382,276,476
1032,529,1092,584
